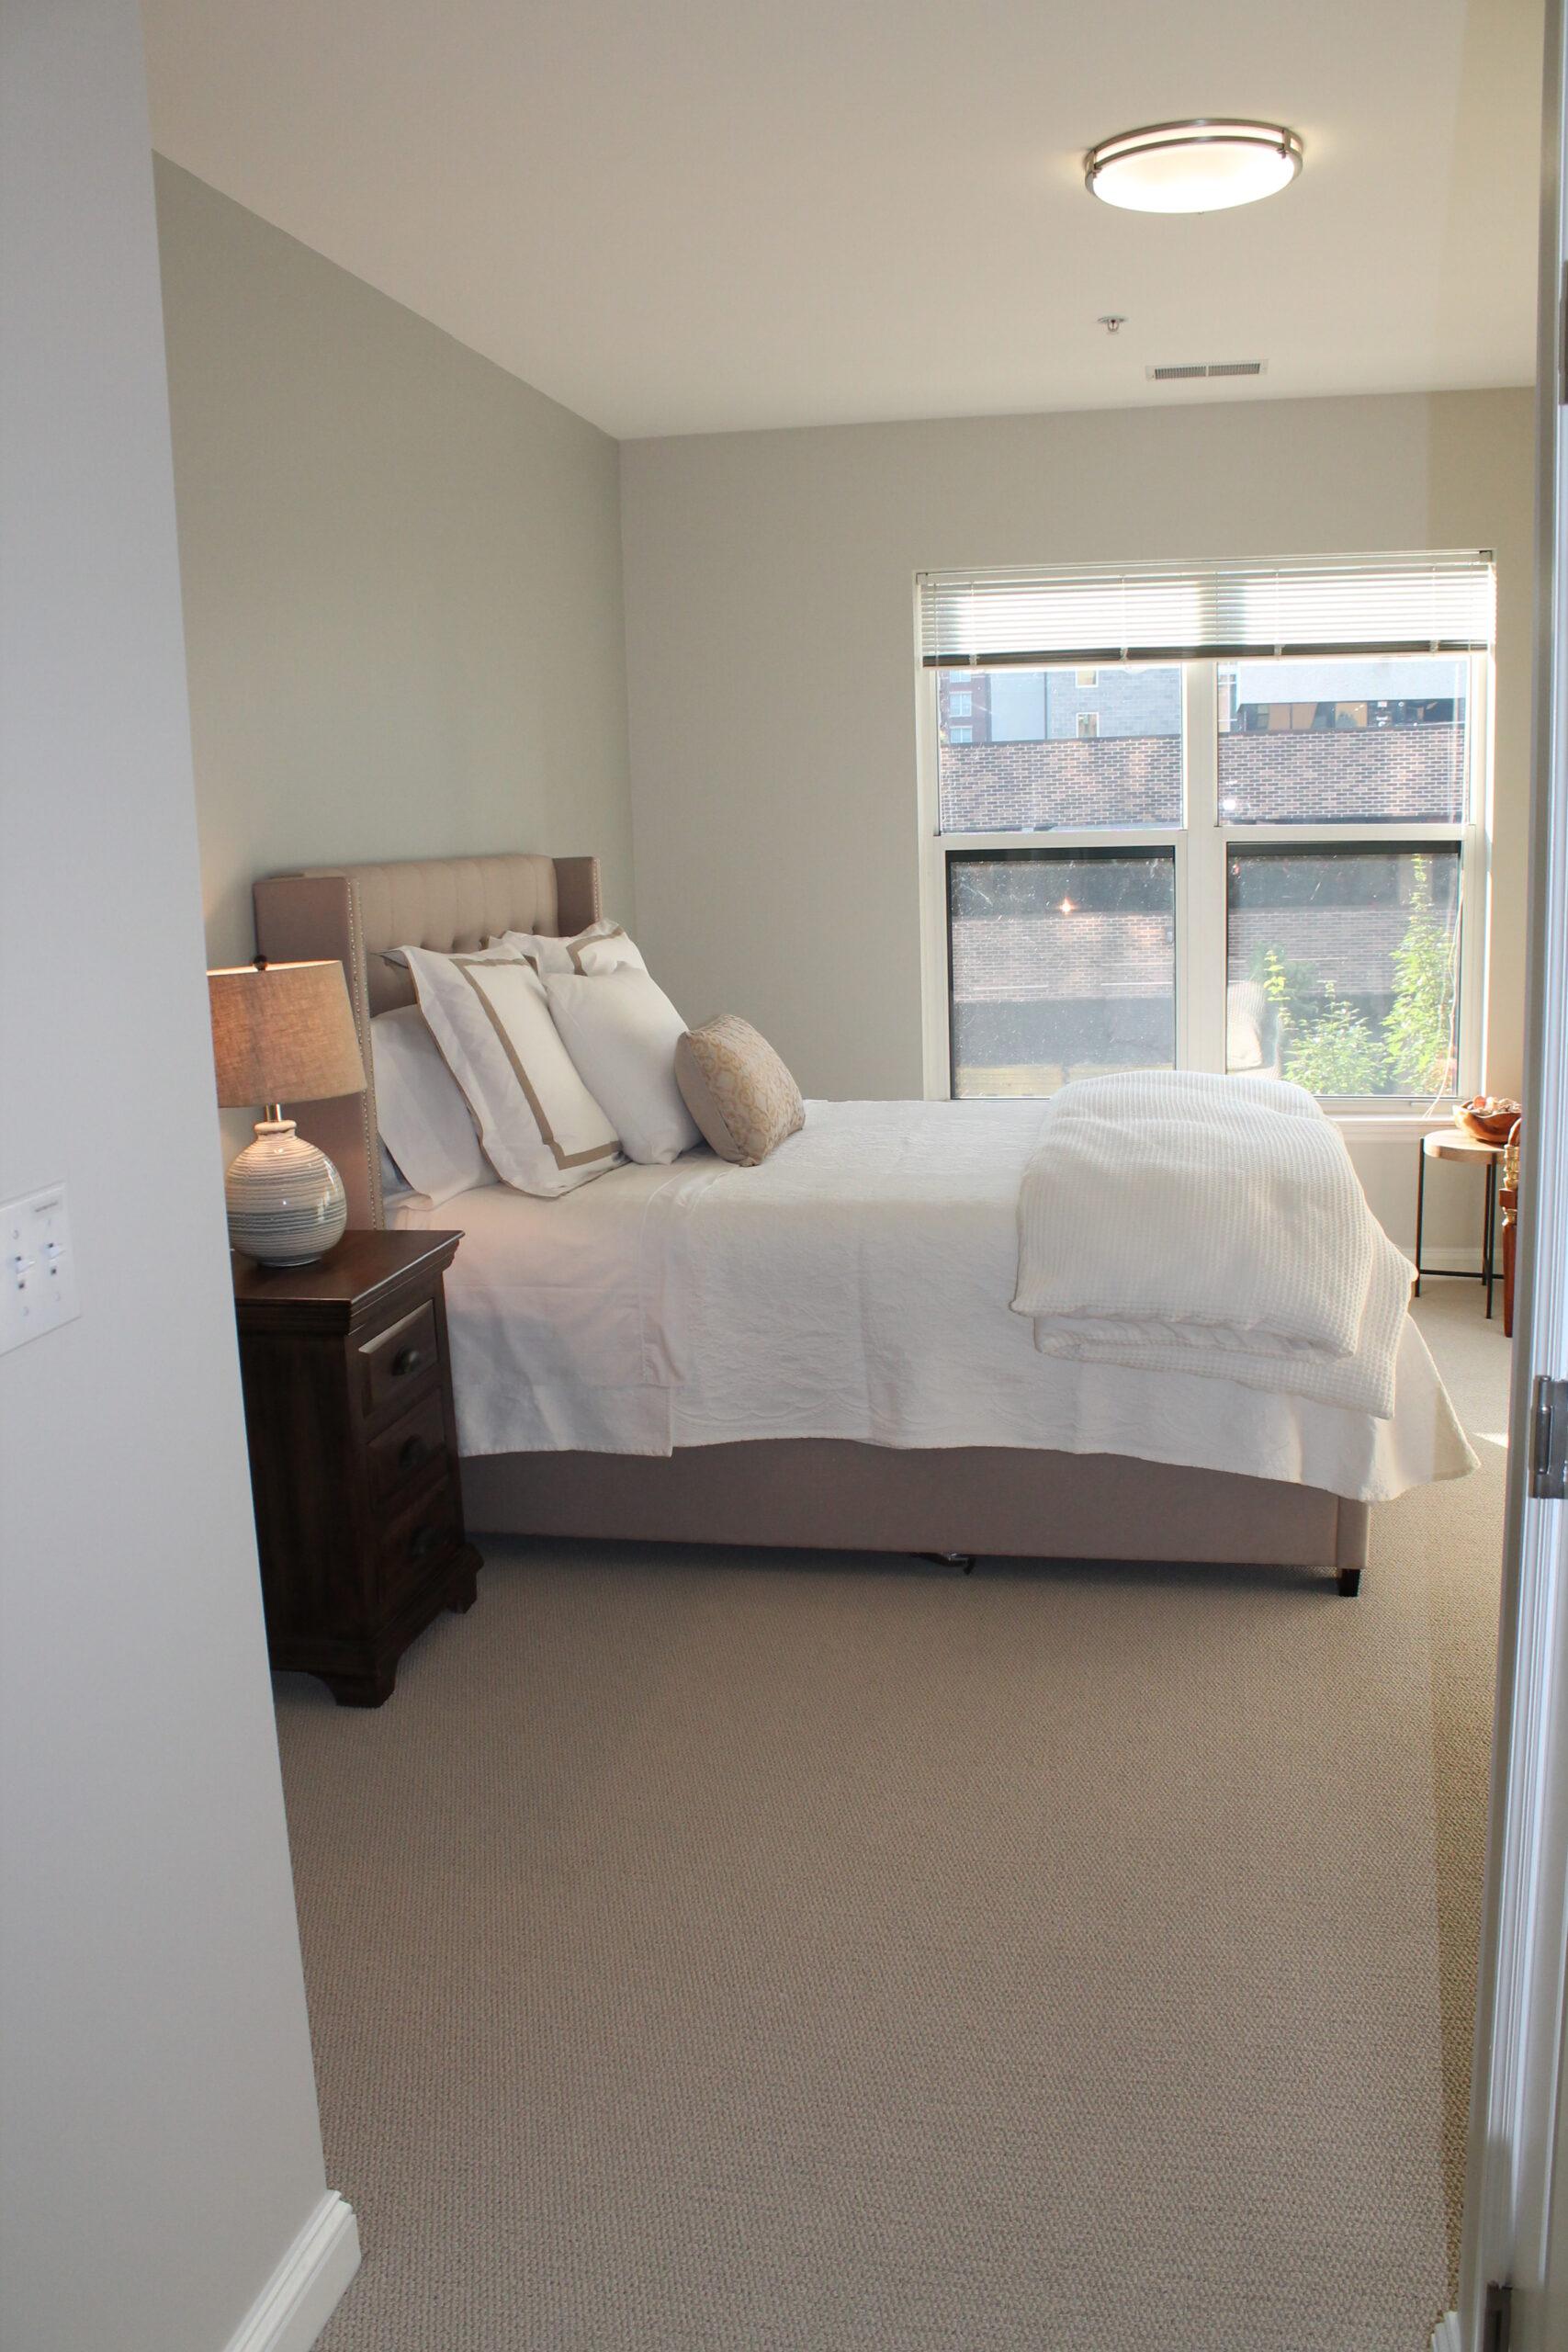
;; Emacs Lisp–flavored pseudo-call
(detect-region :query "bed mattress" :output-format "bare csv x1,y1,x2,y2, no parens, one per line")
389,1098,1475,1504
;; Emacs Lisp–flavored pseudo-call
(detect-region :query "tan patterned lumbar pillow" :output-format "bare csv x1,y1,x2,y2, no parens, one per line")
674,1016,805,1166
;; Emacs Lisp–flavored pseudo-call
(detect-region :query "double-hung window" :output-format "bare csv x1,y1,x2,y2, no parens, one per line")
917,551,1495,1114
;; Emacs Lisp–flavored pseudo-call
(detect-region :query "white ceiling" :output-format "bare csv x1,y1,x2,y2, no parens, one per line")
141,0,1544,441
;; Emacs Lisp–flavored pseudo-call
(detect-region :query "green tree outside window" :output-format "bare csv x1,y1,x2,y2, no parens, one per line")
1251,856,1457,1098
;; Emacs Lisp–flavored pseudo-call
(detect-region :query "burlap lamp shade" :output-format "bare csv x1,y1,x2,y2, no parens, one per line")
208,959,365,1110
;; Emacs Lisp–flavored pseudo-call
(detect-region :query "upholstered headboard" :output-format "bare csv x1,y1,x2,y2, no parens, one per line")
253,852,601,1228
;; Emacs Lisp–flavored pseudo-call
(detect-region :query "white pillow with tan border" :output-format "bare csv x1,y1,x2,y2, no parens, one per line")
487,920,647,978
400,946,621,1195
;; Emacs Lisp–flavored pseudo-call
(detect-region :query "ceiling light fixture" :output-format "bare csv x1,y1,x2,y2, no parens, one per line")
1085,119,1303,215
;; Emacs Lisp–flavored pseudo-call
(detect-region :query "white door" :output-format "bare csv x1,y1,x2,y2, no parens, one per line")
1457,6,1568,2346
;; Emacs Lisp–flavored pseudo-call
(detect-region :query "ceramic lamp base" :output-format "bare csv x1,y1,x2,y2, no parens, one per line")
226,1119,347,1265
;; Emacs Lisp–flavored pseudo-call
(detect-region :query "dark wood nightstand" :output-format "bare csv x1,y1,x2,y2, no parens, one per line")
232,1228,481,1706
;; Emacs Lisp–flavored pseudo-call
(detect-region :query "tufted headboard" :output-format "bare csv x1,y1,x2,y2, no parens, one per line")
253,852,601,1227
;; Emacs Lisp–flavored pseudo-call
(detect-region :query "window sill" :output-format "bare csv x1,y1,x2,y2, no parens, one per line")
1330,1109,1457,1142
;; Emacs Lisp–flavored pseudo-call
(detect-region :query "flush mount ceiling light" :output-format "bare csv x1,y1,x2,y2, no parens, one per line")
1085,119,1303,215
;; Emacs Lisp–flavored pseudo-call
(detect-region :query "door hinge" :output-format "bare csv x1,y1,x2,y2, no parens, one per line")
1530,1375,1568,1499
1483,2278,1512,2352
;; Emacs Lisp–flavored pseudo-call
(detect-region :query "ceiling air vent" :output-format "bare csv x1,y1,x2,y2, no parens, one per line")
1147,360,1267,381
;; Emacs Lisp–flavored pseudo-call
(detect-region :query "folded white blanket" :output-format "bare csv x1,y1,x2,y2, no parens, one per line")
1011,1070,1413,1417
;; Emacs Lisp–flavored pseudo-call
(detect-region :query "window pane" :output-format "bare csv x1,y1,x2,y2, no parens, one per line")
1226,845,1461,1097
937,663,1182,832
1217,654,1468,824
949,849,1176,1098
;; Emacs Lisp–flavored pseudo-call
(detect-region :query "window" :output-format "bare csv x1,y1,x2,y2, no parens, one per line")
1226,843,1462,1096
948,849,1175,1097
937,662,1182,832
919,553,1493,1106
1218,656,1468,823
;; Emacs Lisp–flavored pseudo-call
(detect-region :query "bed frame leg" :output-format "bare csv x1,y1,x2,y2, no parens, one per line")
924,1552,976,1574
1337,1566,1362,1599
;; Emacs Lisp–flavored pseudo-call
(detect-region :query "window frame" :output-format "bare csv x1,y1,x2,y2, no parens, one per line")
916,649,1493,1121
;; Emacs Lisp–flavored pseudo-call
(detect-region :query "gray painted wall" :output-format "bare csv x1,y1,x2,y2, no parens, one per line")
154,157,634,1000
621,389,1535,1248
0,9,336,2348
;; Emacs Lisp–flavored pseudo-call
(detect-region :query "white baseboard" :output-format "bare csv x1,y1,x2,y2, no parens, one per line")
1430,2312,1462,2352
224,2190,360,2352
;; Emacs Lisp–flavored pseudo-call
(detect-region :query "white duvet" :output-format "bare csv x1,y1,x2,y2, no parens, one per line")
390,1099,1476,1504
1014,1070,1412,1417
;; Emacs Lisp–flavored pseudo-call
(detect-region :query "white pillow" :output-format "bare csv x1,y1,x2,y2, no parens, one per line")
489,920,648,978
370,1006,496,1207
378,940,518,973
544,967,701,1166
400,946,621,1196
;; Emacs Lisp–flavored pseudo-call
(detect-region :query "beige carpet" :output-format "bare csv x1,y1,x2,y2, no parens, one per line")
276,1284,1507,2352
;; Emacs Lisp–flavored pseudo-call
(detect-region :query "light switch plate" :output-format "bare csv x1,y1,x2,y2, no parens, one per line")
0,1184,81,1356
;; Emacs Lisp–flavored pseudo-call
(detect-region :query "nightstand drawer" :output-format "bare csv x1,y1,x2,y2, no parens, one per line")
379,1471,464,1597
358,1299,438,1417
367,1386,450,1510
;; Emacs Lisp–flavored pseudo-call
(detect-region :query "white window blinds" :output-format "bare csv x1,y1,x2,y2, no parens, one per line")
918,550,1495,668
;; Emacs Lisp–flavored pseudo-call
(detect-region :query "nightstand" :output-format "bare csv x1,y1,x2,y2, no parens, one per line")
232,1228,481,1706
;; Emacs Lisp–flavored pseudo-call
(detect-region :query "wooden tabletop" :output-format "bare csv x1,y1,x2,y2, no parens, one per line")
1422,1129,1506,1163
231,1227,463,1330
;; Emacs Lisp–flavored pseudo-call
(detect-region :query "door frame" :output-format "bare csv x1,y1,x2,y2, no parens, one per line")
1452,5,1568,2344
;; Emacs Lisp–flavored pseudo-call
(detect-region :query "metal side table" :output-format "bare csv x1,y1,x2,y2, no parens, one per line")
1414,1128,1503,1318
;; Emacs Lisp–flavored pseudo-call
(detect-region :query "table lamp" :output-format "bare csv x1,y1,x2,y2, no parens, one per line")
208,958,367,1264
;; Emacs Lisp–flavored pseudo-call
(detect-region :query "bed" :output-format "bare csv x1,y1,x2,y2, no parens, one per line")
254,850,1476,1594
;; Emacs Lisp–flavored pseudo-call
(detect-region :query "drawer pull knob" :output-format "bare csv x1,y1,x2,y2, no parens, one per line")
398,1435,430,1473
410,1524,442,1563
392,1345,424,1378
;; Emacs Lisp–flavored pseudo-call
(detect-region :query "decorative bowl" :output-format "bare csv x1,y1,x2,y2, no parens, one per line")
1454,1096,1521,1146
